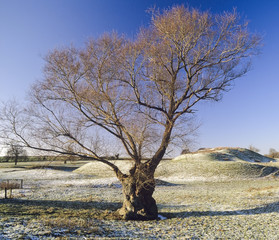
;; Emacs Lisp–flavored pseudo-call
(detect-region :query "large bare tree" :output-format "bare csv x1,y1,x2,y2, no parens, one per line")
0,6,260,220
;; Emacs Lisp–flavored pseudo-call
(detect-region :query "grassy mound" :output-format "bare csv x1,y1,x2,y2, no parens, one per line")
74,161,133,178
156,148,279,181
177,147,275,163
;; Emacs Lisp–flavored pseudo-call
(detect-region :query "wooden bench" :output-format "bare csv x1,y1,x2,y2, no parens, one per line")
0,179,23,199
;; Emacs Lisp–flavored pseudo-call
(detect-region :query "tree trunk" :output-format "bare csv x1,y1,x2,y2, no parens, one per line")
117,163,158,220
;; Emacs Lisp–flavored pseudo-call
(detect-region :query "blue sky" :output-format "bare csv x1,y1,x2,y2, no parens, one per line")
1,0,279,154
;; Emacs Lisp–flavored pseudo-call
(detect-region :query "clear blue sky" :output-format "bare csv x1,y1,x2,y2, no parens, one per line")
1,0,279,154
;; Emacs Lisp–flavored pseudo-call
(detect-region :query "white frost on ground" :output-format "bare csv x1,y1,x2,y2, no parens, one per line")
0,168,81,180
0,168,122,189
158,214,167,220
1,153,279,239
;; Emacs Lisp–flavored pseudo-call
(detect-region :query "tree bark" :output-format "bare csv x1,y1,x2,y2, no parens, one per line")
117,163,158,220
15,155,18,166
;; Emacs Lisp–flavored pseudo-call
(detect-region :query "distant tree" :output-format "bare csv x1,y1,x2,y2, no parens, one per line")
5,144,27,165
0,6,260,220
249,145,260,153
268,148,279,158
181,148,191,155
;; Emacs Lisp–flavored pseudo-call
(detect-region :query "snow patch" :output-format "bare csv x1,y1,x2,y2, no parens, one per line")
158,214,167,220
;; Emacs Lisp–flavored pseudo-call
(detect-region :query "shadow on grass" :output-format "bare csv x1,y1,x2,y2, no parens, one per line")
0,198,122,220
160,201,279,219
0,198,122,210
2,199,278,220
25,165,80,172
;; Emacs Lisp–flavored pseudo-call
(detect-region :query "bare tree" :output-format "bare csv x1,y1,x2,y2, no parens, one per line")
249,145,260,153
5,143,27,165
268,148,279,158
0,6,260,220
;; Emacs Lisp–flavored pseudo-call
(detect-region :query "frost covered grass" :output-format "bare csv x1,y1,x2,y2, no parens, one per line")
1,154,279,239
1,176,279,239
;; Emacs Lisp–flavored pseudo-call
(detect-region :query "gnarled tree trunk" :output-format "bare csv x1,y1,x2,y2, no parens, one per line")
117,163,158,220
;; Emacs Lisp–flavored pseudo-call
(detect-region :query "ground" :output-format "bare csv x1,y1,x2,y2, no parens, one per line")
1,148,279,239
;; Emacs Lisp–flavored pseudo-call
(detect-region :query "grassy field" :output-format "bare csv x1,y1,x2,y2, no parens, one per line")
1,152,279,238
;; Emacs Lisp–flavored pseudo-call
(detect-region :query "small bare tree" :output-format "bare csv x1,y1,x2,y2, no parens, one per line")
5,143,27,165
0,6,260,220
268,148,279,158
249,145,260,153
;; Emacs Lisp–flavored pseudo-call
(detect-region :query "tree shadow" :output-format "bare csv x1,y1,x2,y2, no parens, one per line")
160,201,279,219
2,199,278,220
0,198,122,212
